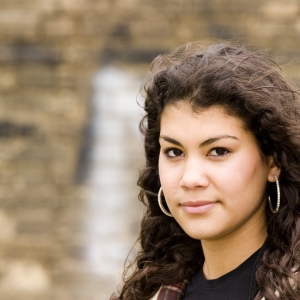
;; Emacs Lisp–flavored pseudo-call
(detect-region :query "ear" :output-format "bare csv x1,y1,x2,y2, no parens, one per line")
267,155,281,182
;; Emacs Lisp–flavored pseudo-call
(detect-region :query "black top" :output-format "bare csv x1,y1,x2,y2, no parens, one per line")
183,246,264,300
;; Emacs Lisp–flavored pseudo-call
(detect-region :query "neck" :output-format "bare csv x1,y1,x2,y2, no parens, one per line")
201,221,267,280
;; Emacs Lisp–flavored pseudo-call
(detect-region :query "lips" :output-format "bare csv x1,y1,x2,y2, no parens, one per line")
180,201,216,214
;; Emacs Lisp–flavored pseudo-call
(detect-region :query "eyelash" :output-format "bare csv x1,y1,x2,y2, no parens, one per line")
163,148,183,158
208,147,230,157
163,147,230,159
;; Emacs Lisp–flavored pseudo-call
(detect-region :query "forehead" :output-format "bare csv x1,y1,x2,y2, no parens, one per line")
160,102,253,140
161,102,244,126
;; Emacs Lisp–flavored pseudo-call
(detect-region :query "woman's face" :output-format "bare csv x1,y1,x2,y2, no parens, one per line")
158,102,280,242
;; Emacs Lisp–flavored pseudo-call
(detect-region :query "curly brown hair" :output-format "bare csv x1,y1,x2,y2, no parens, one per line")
112,43,300,300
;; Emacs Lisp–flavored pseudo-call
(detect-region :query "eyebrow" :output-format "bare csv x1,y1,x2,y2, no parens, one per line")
159,135,240,147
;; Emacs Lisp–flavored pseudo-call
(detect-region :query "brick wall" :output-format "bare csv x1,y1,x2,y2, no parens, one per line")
0,0,299,299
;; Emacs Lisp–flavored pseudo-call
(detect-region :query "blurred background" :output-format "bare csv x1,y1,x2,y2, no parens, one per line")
0,0,300,299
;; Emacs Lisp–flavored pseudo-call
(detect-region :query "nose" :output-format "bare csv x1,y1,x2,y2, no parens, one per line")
179,158,209,190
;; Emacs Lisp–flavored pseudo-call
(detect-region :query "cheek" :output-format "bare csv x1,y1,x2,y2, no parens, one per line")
218,154,268,201
158,156,180,190
158,155,167,185
158,153,164,178
238,153,267,186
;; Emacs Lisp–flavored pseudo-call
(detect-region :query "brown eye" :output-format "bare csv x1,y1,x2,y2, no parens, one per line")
166,148,183,157
209,148,229,157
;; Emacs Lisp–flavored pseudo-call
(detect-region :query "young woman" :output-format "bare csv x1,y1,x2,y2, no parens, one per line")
112,43,300,299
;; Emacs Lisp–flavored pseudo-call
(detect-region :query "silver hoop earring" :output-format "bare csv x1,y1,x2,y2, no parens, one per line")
268,175,280,214
158,187,173,217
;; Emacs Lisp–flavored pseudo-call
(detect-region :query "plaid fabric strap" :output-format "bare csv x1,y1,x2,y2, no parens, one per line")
157,280,189,300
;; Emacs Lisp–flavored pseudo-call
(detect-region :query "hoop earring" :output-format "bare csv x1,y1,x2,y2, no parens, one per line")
158,187,173,217
268,175,280,214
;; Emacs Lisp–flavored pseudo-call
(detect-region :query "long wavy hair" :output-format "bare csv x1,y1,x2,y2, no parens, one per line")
112,43,300,300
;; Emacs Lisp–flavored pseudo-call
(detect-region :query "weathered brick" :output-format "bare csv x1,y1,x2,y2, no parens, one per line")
0,1,300,299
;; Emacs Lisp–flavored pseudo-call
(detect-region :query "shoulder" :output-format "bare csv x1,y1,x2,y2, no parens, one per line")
149,281,188,300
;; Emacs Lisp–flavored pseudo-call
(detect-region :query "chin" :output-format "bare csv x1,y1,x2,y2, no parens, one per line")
182,225,227,241
183,230,216,241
